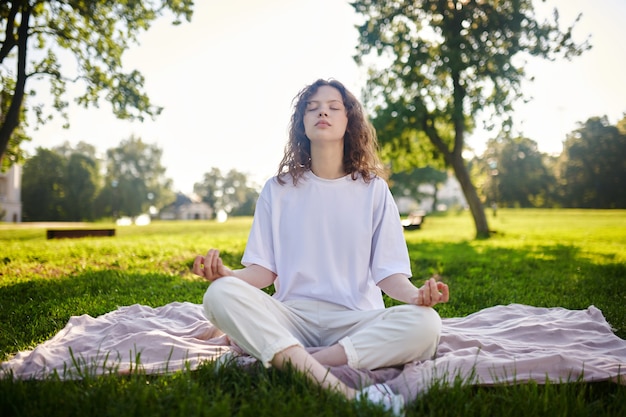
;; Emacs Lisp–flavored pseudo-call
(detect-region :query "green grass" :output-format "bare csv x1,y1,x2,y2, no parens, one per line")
1,209,625,416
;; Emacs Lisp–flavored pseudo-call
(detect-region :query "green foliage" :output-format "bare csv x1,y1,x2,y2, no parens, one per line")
101,136,175,218
353,0,588,133
20,138,175,221
65,152,99,220
466,115,626,209
0,79,29,170
0,0,194,164
193,167,260,217
21,147,68,221
557,116,626,208
352,0,590,238
476,135,556,208
0,211,625,416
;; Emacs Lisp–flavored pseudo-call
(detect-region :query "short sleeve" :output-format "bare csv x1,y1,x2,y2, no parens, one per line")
369,184,412,283
241,182,277,274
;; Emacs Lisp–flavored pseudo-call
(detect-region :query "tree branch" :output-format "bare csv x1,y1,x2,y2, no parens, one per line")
0,1,19,63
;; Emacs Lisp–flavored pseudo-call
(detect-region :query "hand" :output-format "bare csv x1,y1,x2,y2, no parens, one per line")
192,249,234,282
416,276,449,307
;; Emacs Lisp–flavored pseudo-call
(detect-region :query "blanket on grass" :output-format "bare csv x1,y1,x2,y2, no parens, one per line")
2,303,625,402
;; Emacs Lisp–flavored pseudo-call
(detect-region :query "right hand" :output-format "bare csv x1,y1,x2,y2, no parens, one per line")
416,276,450,307
192,249,233,282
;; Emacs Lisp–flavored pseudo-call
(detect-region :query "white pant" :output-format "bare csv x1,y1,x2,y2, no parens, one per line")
203,276,442,369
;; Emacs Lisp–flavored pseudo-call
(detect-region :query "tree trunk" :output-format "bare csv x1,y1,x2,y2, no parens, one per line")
0,4,30,165
450,151,490,238
422,112,491,238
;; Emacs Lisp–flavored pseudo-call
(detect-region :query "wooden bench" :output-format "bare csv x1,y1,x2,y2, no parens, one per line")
46,229,116,239
401,210,426,230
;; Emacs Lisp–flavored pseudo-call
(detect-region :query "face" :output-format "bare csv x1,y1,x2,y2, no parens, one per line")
302,85,348,144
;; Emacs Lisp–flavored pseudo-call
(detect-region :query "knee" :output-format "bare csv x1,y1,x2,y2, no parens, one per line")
403,305,442,354
202,276,241,318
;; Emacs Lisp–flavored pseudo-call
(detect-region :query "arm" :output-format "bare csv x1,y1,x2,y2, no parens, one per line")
377,274,450,307
192,248,276,289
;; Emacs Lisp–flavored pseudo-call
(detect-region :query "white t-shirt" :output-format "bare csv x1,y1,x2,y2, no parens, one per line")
241,171,412,311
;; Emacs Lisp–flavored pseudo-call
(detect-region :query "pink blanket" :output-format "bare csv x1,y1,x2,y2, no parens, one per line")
2,303,625,402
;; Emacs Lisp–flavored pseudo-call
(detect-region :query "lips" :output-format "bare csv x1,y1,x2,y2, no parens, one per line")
316,120,331,127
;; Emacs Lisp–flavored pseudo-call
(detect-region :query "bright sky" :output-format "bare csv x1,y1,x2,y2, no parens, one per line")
24,0,626,193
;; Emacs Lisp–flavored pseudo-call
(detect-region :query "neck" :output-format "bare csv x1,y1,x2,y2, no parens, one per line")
310,141,346,179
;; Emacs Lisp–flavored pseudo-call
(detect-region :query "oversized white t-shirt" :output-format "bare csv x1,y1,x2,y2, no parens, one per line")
241,171,412,311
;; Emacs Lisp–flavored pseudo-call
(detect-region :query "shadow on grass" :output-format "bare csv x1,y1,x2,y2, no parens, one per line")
403,241,626,339
0,270,209,360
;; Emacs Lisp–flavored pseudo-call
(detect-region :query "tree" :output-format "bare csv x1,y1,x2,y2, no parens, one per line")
64,152,99,220
0,0,193,166
221,169,259,217
53,140,98,161
52,140,101,220
194,167,222,217
194,168,259,217
478,136,554,208
21,147,66,220
352,0,589,238
21,143,101,220
557,116,626,208
100,136,174,218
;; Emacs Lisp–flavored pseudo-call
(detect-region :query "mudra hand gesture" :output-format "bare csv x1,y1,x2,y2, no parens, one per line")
192,249,233,282
416,276,449,307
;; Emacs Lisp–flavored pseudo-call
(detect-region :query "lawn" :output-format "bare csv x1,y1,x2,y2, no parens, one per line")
0,209,625,416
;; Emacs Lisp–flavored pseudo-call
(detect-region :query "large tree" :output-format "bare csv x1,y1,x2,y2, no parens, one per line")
352,0,589,237
0,0,193,166
100,136,174,218
21,147,66,220
479,136,554,208
557,116,626,208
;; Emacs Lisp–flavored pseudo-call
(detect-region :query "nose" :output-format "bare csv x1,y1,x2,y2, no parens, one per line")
318,108,328,117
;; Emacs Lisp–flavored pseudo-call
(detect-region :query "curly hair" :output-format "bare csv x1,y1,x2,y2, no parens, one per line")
276,79,385,185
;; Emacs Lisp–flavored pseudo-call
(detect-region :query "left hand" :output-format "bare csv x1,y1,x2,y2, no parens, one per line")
416,276,449,307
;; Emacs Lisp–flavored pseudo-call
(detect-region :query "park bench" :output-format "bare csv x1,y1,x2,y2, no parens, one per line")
46,228,116,239
401,210,426,230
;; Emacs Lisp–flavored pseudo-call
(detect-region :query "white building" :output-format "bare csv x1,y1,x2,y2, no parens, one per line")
159,192,213,220
0,164,22,222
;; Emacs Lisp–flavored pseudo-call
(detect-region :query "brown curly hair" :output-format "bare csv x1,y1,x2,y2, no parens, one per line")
276,79,385,185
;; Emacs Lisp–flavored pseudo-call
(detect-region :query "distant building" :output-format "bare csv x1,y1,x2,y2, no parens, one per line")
0,165,22,222
159,192,213,220
393,172,467,214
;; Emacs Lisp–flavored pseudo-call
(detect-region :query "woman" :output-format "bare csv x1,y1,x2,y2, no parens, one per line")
192,79,449,415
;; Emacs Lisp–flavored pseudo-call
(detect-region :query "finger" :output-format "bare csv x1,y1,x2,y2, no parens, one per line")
202,249,218,274
192,255,205,276
205,249,218,264
427,278,439,305
440,283,450,303
210,251,224,275
216,257,225,275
